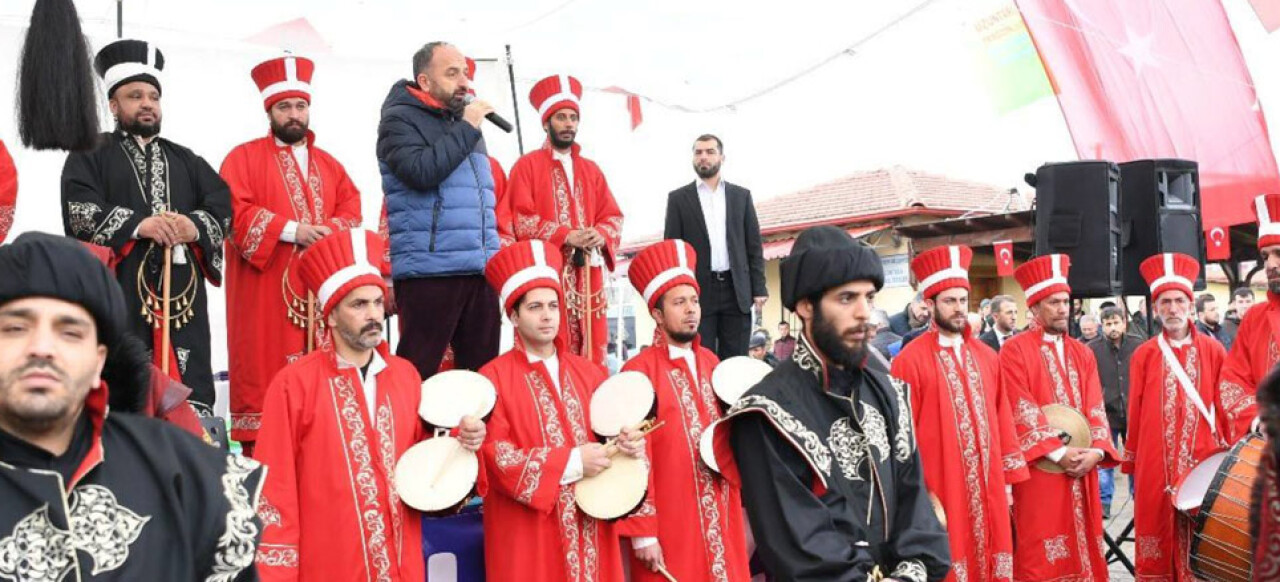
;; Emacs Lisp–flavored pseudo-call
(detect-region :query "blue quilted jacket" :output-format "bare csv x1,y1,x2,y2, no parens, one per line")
376,81,499,279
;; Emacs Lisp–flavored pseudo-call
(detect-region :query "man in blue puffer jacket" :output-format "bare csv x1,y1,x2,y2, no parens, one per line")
377,41,502,378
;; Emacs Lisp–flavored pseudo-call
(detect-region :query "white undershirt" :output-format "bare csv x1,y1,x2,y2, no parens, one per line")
337,349,386,417
277,137,310,243
668,344,698,381
695,179,730,272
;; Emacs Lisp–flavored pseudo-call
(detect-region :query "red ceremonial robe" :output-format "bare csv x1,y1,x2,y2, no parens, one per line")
220,133,362,444
1122,328,1232,581
999,328,1120,582
0,139,15,242
478,343,625,582
499,144,623,365
891,329,1030,582
1215,295,1276,433
253,343,426,582
617,337,751,582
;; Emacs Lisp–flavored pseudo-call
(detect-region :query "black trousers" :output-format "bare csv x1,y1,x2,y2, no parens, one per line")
394,275,500,379
698,272,751,360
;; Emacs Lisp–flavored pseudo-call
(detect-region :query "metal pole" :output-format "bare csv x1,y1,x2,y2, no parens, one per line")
116,0,123,38
506,44,525,155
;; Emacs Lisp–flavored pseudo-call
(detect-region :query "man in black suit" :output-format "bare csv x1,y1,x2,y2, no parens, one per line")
978,294,1018,352
664,134,767,359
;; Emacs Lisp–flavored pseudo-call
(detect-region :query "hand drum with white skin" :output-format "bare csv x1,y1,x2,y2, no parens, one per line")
576,371,655,520
711,356,773,406
396,370,496,513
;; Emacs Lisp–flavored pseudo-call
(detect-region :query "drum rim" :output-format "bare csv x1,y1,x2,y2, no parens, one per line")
394,438,480,512
1190,434,1261,579
1174,450,1229,511
573,455,650,520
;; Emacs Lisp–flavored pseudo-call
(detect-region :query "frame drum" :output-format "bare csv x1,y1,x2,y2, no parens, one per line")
575,454,651,520
711,356,773,406
419,370,496,428
396,438,480,513
589,371,655,437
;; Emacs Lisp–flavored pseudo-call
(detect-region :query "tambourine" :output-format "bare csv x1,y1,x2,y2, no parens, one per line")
396,370,497,513
1033,404,1091,474
711,356,772,406
576,372,658,520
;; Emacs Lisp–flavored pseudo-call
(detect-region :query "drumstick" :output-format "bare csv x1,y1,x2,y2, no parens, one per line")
655,565,677,582
161,245,172,376
427,402,490,488
603,420,664,458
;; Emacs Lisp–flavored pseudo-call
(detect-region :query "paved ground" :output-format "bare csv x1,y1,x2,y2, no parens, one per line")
1104,471,1137,582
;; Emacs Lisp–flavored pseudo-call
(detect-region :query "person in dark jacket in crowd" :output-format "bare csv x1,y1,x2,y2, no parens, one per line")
1195,293,1229,349
1130,297,1161,339
1087,305,1139,518
772,321,796,361
377,41,502,379
887,292,928,336
978,294,1018,352
747,331,780,367
1220,287,1254,350
869,308,900,363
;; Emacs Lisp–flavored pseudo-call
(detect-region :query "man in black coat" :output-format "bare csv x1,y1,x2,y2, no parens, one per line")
977,294,1018,352
1086,305,1139,517
664,134,767,360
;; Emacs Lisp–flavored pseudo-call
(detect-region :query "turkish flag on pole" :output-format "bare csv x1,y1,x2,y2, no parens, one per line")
994,240,1015,276
1015,0,1280,231
1206,226,1231,261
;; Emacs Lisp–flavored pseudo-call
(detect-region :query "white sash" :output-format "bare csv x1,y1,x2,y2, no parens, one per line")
1157,334,1216,434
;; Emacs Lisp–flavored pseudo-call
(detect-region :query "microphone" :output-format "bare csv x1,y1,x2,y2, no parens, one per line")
463,94,514,133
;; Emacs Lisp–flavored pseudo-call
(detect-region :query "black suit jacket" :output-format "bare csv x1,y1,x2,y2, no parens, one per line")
664,180,767,313
978,329,1006,352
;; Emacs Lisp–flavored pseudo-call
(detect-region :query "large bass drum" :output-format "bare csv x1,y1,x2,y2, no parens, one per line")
1190,434,1265,582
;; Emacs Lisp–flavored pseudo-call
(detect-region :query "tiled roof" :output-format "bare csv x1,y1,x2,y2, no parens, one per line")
621,166,1025,253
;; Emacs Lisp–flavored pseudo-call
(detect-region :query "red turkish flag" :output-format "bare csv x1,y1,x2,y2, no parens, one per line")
1206,226,1231,261
1015,0,1280,231
994,240,1015,276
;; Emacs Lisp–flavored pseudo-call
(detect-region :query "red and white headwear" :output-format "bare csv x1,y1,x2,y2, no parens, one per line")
529,74,582,124
910,245,972,300
251,55,315,111
1140,252,1199,301
628,240,700,309
297,228,387,317
1014,254,1071,306
485,240,564,313
1255,194,1280,249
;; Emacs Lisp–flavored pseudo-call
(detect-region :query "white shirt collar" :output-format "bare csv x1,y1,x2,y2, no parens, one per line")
552,149,573,163
1167,332,1192,348
526,349,561,389
1042,332,1063,344
336,349,386,376
526,349,559,365
696,178,726,196
274,137,307,150
667,344,694,360
937,332,965,348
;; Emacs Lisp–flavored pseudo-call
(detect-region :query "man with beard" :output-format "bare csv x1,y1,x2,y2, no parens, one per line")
1215,194,1280,432
499,75,624,365
1087,305,1139,518
377,41,501,380
219,55,363,453
0,232,264,581
978,295,1018,352
1195,293,1228,347
662,135,767,360
891,245,1028,582
615,239,751,581
708,225,950,581
61,39,231,413
478,239,644,582
1221,287,1253,349
1001,254,1119,582
1122,253,1240,581
253,229,486,581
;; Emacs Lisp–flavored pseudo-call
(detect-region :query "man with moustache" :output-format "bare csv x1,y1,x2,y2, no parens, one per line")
478,239,644,582
1122,253,1241,581
377,41,502,379
1215,194,1280,431
1220,287,1254,350
253,229,486,581
712,225,950,581
1088,305,1139,518
663,135,767,360
61,39,231,413
500,74,624,365
1001,255,1119,582
0,232,264,581
615,239,752,581
978,295,1018,352
891,246,1028,582
220,55,363,453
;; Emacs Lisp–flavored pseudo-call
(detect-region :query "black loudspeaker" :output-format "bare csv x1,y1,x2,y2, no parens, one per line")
1119,159,1205,295
1033,161,1123,297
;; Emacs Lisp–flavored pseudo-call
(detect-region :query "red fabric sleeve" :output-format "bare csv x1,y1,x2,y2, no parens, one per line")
253,372,303,582
991,355,1031,485
325,162,363,232
220,146,290,271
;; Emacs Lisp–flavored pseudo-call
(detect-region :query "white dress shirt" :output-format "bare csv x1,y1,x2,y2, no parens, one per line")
337,349,387,417
667,343,699,381
696,179,731,272
277,137,310,244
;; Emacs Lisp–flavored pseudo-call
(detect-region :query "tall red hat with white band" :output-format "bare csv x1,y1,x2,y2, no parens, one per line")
485,240,564,313
251,55,314,111
1254,194,1280,249
529,74,582,124
910,245,972,300
1140,252,1199,300
1014,254,1071,306
628,240,700,309
297,228,387,317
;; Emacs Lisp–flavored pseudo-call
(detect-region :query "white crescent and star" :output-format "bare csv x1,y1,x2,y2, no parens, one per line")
1209,227,1225,247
